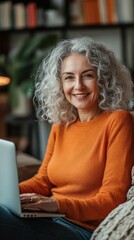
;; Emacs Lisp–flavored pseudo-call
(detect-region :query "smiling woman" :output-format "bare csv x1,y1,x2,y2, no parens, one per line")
34,36,133,125
0,36,134,240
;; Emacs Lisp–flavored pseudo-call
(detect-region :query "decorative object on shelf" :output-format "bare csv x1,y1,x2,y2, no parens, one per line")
0,76,10,87
0,1,12,30
0,63,10,138
45,9,65,27
10,87,32,116
0,33,58,116
0,57,11,87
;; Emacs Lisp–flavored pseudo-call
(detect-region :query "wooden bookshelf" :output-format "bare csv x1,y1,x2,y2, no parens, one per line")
0,0,133,63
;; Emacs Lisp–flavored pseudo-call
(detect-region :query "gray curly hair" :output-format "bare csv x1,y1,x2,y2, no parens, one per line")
34,36,133,124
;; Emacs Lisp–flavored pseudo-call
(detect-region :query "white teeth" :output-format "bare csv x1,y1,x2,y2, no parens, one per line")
74,93,88,95
73,93,89,99
73,93,88,96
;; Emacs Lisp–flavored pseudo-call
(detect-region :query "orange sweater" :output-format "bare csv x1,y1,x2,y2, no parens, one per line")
20,111,134,230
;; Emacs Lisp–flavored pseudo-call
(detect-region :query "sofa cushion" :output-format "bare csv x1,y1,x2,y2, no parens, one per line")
91,197,134,240
127,166,134,201
18,164,40,182
16,152,41,182
17,152,41,167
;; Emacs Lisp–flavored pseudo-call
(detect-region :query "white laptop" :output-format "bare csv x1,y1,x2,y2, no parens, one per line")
0,139,65,218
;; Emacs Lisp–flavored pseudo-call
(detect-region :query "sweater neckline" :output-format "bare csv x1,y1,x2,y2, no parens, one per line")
74,111,108,127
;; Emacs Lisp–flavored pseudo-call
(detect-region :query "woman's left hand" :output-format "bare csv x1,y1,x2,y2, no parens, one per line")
20,193,58,212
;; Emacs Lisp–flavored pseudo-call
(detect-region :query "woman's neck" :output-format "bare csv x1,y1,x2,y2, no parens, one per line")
78,108,102,122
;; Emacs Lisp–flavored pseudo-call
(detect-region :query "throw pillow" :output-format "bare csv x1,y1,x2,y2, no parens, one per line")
91,166,134,240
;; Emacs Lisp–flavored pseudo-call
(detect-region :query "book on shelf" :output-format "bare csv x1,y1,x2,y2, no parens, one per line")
37,7,45,27
82,0,117,25
70,0,84,25
26,2,37,28
82,0,101,24
105,0,117,24
0,1,12,30
98,0,108,24
99,0,134,24
13,3,26,29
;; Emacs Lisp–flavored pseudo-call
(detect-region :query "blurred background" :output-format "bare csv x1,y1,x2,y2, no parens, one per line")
0,0,134,160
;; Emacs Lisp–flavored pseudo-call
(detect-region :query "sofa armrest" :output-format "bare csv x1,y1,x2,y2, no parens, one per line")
17,152,41,182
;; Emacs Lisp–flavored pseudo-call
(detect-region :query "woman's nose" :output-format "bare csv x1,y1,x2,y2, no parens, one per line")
74,78,84,90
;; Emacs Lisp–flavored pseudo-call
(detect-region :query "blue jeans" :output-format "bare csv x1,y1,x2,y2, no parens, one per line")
0,205,93,240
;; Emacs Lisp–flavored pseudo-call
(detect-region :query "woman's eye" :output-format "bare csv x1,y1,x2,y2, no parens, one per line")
83,73,95,79
65,76,74,81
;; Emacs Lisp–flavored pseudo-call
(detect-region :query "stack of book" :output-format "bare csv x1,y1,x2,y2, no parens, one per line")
70,0,134,25
0,1,65,30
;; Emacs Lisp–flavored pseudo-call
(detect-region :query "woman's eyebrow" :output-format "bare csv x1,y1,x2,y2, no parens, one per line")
61,72,73,76
82,69,96,74
61,69,96,77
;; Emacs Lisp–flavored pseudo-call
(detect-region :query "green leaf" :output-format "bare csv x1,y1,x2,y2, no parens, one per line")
4,33,59,110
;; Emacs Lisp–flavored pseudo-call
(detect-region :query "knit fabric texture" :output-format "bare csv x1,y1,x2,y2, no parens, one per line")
91,166,134,240
20,111,134,230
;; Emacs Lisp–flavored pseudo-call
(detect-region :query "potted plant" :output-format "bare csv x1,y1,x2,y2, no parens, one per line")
0,33,58,116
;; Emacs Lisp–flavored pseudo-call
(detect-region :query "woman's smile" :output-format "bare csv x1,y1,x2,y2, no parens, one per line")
72,92,90,100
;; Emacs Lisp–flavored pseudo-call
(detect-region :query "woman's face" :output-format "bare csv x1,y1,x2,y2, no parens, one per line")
61,53,99,115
